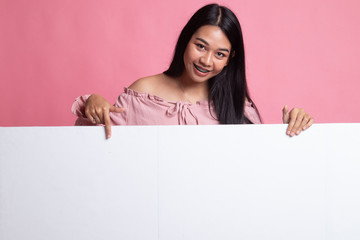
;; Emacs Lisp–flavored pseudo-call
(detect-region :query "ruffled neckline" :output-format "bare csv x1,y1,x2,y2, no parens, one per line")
123,87,211,107
123,87,254,108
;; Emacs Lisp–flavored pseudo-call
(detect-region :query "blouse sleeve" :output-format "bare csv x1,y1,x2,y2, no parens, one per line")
71,95,94,126
244,102,261,124
71,93,129,126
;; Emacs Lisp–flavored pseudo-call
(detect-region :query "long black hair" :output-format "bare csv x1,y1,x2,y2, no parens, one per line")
164,4,261,124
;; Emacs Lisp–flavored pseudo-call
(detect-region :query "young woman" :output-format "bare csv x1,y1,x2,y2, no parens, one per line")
72,4,313,138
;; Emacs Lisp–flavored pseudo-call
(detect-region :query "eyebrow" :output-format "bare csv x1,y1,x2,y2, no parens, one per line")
195,37,230,53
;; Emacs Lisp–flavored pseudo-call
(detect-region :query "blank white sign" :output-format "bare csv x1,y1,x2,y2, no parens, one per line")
0,124,360,240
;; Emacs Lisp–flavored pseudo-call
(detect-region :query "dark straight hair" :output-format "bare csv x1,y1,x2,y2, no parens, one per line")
164,4,261,124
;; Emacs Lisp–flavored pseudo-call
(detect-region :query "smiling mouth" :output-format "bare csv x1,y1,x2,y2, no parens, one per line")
194,64,210,73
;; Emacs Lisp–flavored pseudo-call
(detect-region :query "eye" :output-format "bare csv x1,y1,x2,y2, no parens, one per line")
196,43,206,50
216,52,226,58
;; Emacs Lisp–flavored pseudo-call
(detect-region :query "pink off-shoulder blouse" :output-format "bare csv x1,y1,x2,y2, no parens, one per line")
72,88,261,126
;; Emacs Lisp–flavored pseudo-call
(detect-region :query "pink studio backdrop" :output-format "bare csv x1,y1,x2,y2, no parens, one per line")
1,0,359,126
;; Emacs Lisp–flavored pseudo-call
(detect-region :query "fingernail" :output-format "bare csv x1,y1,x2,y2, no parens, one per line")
296,131,300,135
290,132,295,137
303,126,307,130
287,131,290,135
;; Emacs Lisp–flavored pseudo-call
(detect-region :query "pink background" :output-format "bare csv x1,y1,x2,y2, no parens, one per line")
1,0,359,126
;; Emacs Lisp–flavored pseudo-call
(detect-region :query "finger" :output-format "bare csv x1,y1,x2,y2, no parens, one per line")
109,105,125,113
286,108,298,136
303,117,314,130
92,111,102,124
295,116,311,135
104,109,112,139
95,108,105,124
85,109,97,124
289,110,305,136
282,105,290,123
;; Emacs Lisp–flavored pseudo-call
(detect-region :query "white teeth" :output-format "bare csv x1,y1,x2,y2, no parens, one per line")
194,64,209,73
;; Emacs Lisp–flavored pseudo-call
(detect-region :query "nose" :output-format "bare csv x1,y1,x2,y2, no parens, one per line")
199,52,212,67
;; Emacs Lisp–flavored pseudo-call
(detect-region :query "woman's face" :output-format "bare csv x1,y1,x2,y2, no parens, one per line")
183,25,231,84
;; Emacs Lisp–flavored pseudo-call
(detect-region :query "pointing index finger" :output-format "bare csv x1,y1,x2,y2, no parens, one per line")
104,109,112,139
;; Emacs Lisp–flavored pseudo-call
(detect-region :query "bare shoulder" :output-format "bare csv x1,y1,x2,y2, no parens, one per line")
128,74,166,93
128,73,180,101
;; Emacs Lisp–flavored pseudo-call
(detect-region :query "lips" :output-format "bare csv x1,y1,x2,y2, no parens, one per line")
194,64,210,73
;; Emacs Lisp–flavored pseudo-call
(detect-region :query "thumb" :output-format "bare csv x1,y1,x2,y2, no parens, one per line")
282,104,290,123
109,105,125,113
